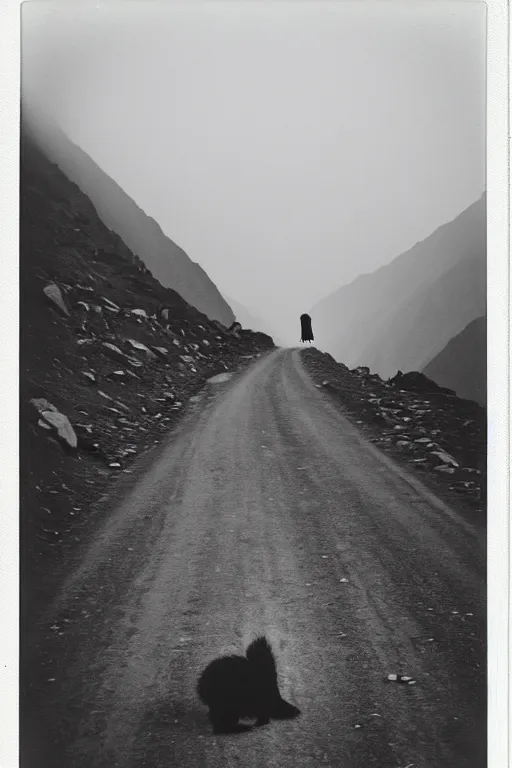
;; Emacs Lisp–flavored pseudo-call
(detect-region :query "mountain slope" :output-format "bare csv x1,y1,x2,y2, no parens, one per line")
22,104,235,327
310,195,486,368
356,250,486,378
20,129,274,628
422,317,486,406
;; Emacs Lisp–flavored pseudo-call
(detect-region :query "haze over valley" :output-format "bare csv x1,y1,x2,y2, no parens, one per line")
22,0,485,371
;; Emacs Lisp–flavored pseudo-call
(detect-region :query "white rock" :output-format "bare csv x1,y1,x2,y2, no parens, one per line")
40,409,77,449
207,372,233,384
43,283,70,316
102,342,127,359
434,465,456,474
431,450,458,467
31,397,58,414
126,339,157,357
101,297,120,310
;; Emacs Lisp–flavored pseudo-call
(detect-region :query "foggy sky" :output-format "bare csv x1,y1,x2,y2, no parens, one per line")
21,1,486,344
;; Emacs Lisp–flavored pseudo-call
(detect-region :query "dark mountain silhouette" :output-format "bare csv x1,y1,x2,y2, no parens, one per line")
310,195,486,374
422,316,486,406
21,103,235,328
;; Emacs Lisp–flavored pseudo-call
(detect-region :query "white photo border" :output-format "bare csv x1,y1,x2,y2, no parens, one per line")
0,1,508,766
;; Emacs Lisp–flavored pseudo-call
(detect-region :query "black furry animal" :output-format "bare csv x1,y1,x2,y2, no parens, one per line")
300,313,314,343
197,636,301,734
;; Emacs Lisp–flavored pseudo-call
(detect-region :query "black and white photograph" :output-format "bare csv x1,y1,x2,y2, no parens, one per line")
12,0,504,766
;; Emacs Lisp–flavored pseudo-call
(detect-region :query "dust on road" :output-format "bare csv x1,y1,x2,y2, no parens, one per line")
22,348,486,768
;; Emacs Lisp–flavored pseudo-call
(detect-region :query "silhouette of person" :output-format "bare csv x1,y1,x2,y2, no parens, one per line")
300,314,314,343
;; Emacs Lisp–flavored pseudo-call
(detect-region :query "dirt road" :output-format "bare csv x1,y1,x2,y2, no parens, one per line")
23,348,486,768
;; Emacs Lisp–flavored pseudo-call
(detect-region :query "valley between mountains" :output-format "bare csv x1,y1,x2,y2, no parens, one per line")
21,121,486,768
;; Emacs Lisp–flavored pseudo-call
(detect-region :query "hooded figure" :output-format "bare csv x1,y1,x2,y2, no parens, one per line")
300,314,314,343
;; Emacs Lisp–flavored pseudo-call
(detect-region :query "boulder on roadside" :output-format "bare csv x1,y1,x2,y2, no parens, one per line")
30,398,77,449
228,321,243,337
430,449,459,468
389,370,456,397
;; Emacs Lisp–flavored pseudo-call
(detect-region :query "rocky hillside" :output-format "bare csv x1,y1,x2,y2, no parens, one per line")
22,104,235,327
20,132,274,622
422,316,486,406
311,195,486,374
300,349,486,517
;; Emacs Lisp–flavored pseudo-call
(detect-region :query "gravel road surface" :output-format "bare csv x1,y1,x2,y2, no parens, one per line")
23,348,486,768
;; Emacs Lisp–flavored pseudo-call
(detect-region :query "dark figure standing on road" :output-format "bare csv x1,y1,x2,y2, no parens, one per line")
300,313,314,343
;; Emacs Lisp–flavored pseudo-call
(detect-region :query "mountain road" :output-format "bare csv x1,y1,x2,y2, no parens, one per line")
23,347,486,768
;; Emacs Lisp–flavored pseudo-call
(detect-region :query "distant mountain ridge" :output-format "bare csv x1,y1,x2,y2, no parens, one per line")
224,295,284,346
357,248,486,378
422,316,486,406
311,194,486,378
21,103,235,328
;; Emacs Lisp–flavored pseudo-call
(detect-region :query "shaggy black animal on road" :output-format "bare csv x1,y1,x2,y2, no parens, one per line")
300,313,314,343
197,636,301,734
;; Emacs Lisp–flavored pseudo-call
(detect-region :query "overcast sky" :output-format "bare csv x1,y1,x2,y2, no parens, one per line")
21,0,486,343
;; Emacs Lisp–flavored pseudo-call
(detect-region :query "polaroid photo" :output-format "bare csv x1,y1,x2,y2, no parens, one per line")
0,1,509,766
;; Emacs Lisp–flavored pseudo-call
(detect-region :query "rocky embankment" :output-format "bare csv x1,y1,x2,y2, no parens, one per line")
301,348,486,516
20,134,274,620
